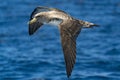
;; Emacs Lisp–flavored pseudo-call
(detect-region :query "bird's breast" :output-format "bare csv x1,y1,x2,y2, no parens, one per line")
47,19,62,26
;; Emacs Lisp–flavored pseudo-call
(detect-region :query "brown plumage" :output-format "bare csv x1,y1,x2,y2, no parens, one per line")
60,20,81,78
28,6,99,78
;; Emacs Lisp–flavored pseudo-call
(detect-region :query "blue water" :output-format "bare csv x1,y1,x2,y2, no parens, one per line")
0,0,120,80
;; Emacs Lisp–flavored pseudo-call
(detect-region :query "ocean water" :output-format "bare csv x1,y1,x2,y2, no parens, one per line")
0,0,120,80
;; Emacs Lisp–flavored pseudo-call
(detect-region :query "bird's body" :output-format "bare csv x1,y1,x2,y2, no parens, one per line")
28,6,98,78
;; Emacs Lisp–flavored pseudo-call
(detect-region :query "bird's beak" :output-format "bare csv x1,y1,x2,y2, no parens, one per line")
28,18,37,24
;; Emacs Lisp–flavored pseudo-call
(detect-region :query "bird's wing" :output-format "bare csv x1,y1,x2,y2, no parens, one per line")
59,20,81,78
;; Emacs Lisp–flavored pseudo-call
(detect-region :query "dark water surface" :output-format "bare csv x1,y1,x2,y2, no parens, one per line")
0,0,120,80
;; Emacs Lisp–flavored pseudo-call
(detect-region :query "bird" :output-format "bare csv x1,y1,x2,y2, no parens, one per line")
28,6,98,78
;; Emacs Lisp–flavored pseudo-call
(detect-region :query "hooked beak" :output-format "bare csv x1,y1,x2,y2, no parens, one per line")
28,18,37,24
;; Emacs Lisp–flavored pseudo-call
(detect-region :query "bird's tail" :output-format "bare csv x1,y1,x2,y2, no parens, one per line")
78,20,99,28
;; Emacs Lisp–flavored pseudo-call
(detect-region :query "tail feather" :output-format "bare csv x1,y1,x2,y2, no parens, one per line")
79,20,99,28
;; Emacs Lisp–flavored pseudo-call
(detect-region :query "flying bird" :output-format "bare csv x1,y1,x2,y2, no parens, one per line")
28,6,98,78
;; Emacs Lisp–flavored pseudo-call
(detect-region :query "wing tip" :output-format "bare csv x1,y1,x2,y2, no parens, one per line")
67,73,71,78
29,31,34,35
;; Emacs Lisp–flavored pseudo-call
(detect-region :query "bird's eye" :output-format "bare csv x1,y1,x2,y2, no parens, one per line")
53,18,59,20
36,16,40,18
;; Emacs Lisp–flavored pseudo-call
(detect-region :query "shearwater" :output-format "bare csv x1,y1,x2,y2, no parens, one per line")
28,6,99,78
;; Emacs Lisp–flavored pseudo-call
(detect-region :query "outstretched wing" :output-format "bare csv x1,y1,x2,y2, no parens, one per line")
59,20,81,78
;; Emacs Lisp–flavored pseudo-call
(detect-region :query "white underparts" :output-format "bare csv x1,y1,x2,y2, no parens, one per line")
47,20,62,26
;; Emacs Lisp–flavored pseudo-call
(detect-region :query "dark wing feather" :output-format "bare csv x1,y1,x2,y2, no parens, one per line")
60,20,81,78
